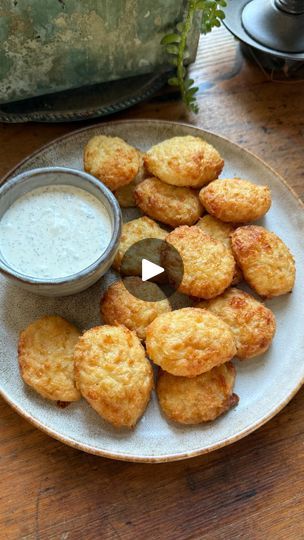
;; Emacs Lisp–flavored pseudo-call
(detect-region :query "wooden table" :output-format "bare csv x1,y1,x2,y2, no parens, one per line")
1,27,304,540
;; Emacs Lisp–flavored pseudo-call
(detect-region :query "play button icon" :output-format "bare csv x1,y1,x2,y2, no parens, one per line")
142,259,164,282
120,238,184,302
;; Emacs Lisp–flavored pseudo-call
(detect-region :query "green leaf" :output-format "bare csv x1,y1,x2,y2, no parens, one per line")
195,0,207,9
203,1,216,7
169,57,178,66
215,9,225,18
168,77,179,86
161,0,227,113
166,44,180,55
161,33,181,45
184,78,195,89
187,98,199,112
187,86,199,97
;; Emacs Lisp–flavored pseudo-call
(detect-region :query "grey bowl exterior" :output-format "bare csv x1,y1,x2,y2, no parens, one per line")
0,167,122,296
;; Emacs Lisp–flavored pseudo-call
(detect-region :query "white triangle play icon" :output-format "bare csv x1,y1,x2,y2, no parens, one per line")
141,259,164,282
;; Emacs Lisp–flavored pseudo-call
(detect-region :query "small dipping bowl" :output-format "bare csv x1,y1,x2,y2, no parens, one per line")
0,167,122,296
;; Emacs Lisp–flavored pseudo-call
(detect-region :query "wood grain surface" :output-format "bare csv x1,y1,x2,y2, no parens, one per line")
0,27,304,540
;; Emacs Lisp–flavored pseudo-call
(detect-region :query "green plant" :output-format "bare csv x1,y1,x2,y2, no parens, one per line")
161,0,227,113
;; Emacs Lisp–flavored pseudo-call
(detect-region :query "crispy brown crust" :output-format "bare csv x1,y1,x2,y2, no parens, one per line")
146,307,236,377
144,136,224,188
84,135,140,191
74,325,153,429
112,216,167,274
134,177,203,227
231,226,296,297
199,178,271,223
18,315,81,402
196,215,242,285
196,215,238,242
197,288,276,359
114,151,148,207
163,225,235,298
157,362,238,424
100,277,171,340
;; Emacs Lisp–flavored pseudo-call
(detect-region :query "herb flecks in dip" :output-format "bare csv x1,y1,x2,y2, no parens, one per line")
0,185,112,279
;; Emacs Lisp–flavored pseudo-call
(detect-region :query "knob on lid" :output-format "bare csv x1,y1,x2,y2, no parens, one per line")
242,0,304,53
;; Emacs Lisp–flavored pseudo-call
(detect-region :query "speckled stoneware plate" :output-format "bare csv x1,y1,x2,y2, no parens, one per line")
1,120,304,462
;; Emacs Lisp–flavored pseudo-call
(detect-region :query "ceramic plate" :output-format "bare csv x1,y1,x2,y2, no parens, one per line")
1,120,303,462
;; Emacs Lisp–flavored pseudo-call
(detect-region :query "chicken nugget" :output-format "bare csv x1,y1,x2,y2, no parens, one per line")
157,363,238,424
163,226,235,298
196,214,237,243
231,226,295,297
144,136,224,188
100,277,171,340
114,151,147,207
199,178,271,223
112,216,167,275
134,177,203,227
197,288,276,359
84,135,140,191
146,308,236,377
18,315,81,402
196,215,242,284
74,325,153,428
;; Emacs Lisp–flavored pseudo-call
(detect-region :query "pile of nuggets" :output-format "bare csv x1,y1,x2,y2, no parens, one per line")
18,134,296,430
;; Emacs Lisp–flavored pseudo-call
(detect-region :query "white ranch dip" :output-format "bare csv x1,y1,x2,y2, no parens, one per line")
0,185,112,279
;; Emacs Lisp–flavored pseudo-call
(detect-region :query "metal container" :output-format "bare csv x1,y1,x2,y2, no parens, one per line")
0,0,200,104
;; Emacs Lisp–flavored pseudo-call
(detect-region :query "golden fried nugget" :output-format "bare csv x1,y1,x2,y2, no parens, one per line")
146,308,236,377
134,177,203,227
112,216,167,275
74,325,153,428
18,315,81,402
100,277,171,340
114,151,147,207
196,214,236,244
199,178,271,223
196,215,242,284
84,135,140,191
231,226,296,297
157,363,238,424
163,226,235,298
197,288,276,359
144,136,224,188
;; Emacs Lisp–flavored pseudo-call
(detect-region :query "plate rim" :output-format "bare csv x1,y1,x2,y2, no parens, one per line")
1,118,303,463
2,119,303,213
